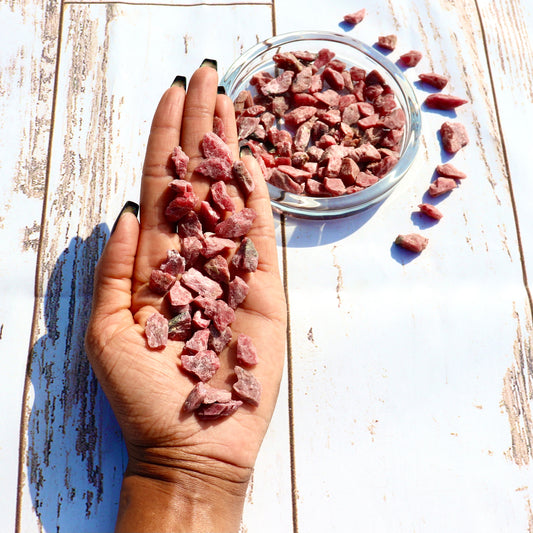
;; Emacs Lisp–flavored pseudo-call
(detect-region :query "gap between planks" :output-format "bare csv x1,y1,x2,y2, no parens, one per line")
473,0,533,317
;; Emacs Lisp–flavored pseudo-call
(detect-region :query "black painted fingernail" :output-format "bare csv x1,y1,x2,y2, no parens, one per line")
171,75,187,89
217,85,226,95
201,58,217,70
239,144,252,157
111,201,139,234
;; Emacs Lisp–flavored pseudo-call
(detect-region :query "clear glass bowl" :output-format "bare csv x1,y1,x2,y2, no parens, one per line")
220,31,422,219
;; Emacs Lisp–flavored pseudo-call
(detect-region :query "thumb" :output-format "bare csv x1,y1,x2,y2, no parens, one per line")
90,201,140,321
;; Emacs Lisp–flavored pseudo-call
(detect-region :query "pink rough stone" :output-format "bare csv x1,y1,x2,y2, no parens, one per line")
418,203,444,220
160,250,186,277
180,236,204,267
377,34,397,51
192,310,211,329
149,269,175,294
183,382,233,413
203,254,231,285
236,333,259,366
202,234,237,259
343,8,366,25
185,328,211,353
233,365,261,406
231,237,258,273
425,94,468,110
178,211,203,240
203,299,235,332
201,131,233,164
145,312,168,349
418,72,449,90
399,50,423,67
195,157,233,182
181,350,220,382
181,267,223,299
261,70,295,96
208,324,233,354
195,399,243,419
227,276,249,309
436,163,467,180
267,168,305,194
168,281,193,308
232,160,255,197
440,122,469,153
428,177,457,197
171,146,190,179
210,180,236,213
198,201,221,230
395,233,428,253
215,208,257,238
212,116,227,142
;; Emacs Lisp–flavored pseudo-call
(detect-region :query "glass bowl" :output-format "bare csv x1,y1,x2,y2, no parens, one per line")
220,31,422,219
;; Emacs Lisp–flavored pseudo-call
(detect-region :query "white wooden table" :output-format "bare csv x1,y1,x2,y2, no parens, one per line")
2,0,532,531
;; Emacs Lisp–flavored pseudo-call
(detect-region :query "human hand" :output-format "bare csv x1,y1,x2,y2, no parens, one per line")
84,62,287,532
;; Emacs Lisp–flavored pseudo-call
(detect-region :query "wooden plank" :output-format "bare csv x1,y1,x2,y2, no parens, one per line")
16,3,293,532
274,0,533,531
474,0,533,293
0,2,61,532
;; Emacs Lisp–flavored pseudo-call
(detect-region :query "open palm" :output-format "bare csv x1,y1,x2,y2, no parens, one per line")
84,65,287,531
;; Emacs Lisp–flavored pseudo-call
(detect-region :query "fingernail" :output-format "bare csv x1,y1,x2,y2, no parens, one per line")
200,58,217,70
171,75,187,89
111,201,139,234
239,144,252,157
217,85,226,95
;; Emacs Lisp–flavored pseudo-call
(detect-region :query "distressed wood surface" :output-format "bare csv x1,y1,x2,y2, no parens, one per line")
0,0,531,531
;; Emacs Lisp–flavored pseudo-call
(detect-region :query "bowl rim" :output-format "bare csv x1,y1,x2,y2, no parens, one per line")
220,30,422,219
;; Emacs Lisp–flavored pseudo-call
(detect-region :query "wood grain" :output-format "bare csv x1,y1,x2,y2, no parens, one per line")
0,1,61,531
275,0,533,531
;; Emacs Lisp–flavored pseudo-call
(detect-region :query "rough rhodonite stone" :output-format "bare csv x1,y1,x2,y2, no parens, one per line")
145,312,168,349
181,350,220,382
232,365,261,406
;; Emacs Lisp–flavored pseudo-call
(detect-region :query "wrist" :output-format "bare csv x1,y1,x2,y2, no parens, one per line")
115,451,249,533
